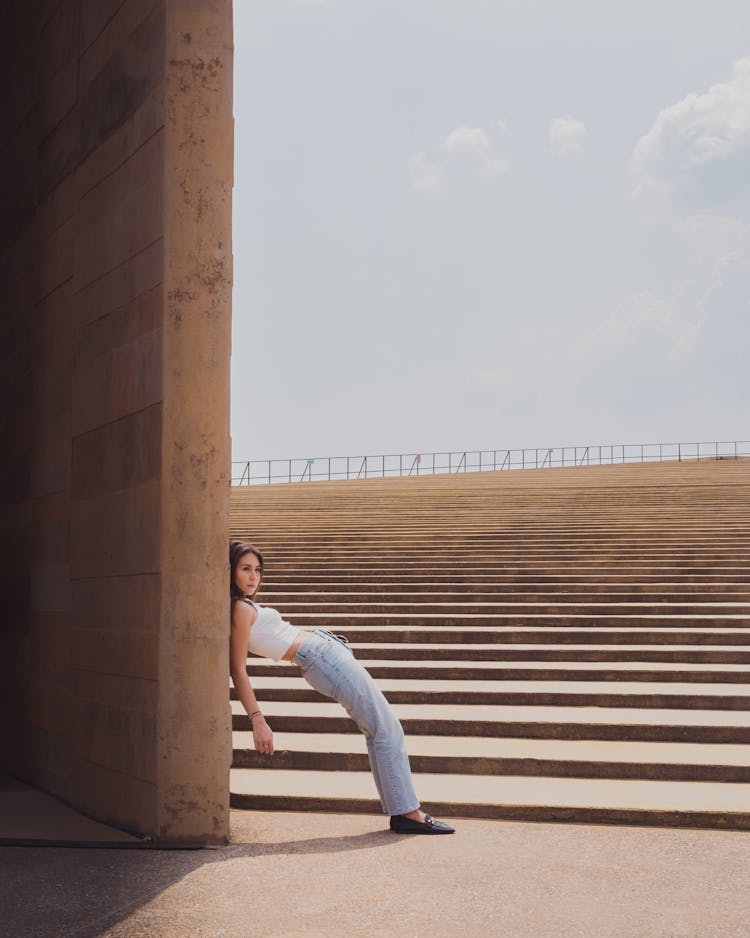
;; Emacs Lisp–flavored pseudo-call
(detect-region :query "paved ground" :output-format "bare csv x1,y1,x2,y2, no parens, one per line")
3,810,750,938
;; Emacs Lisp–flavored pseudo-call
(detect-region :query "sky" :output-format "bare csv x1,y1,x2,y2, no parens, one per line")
231,0,750,463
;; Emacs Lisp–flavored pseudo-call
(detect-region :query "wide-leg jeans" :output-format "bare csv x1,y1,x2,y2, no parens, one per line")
292,629,419,816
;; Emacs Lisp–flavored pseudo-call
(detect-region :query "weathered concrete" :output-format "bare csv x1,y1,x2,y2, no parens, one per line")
2,811,750,937
0,1,233,843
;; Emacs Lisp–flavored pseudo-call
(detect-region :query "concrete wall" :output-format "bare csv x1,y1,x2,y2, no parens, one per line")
0,0,233,843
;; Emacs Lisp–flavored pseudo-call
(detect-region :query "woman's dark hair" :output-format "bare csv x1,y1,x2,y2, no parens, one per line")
229,540,264,605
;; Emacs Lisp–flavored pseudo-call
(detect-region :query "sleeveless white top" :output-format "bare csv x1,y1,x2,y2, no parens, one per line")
246,601,301,662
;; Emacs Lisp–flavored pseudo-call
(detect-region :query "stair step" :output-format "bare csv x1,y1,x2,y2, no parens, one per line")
228,769,750,829
231,733,750,781
230,700,750,742
245,627,750,645
247,645,750,664
245,659,750,681
234,676,750,710
231,731,750,764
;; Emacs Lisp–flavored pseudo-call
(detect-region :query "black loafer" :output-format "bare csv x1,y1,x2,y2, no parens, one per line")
390,813,455,834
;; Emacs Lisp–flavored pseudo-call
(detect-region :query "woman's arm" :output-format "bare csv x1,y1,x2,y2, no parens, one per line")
230,600,274,755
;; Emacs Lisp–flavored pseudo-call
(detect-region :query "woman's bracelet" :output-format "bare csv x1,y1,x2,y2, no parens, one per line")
249,710,263,722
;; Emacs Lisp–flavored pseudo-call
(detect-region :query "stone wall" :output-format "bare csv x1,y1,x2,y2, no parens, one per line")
0,0,233,843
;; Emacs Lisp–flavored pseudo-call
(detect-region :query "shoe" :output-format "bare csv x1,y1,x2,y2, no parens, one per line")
390,813,455,834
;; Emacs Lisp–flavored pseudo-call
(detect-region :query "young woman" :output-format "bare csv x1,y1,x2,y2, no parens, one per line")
229,540,455,835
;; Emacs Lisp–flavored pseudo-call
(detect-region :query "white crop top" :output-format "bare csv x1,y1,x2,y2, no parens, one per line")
246,602,301,662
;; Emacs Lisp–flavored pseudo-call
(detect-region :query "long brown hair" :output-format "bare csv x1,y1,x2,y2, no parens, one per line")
229,540,264,606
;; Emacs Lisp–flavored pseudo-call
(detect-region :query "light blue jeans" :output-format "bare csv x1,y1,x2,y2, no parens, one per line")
292,629,420,816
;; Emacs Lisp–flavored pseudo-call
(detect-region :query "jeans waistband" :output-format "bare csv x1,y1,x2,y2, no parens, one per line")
293,629,352,667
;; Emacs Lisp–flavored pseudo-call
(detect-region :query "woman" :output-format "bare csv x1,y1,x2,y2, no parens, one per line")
229,540,455,834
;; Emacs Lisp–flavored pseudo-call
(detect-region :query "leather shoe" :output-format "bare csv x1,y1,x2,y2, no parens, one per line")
390,813,455,834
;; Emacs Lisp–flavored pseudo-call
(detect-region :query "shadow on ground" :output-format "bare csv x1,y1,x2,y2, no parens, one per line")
0,825,398,938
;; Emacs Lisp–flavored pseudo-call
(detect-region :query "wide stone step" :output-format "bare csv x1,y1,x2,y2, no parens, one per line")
261,601,750,616
261,589,750,602
253,625,750,644
279,606,750,631
228,768,750,829
230,700,750,742
316,643,750,663
245,658,750,682
231,732,750,781
264,565,747,576
233,675,750,710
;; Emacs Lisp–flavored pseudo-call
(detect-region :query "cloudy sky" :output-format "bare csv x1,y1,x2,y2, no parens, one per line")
232,0,750,462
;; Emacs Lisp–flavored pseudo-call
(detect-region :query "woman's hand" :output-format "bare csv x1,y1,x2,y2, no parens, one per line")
252,715,274,755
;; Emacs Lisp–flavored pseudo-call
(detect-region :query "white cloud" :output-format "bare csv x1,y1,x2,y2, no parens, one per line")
586,291,700,366
630,57,750,218
481,157,512,177
407,150,444,192
408,121,511,191
440,125,493,158
548,116,587,156
672,213,750,273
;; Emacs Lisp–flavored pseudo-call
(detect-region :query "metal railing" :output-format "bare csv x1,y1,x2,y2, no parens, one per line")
231,440,749,485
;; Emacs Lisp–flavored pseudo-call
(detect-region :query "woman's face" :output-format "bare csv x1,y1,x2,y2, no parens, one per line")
234,552,262,597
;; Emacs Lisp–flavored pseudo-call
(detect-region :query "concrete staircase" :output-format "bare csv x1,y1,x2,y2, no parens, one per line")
229,459,750,828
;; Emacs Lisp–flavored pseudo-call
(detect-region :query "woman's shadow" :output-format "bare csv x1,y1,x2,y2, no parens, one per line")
225,826,402,858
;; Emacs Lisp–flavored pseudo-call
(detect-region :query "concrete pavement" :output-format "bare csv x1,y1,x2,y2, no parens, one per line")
3,810,750,937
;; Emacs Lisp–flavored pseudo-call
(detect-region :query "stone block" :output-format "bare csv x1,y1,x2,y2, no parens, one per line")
39,57,78,142
36,216,74,303
79,3,164,162
79,0,125,55
71,628,159,681
30,411,72,498
73,237,162,329
35,171,76,243
1,374,34,457
68,757,156,834
71,288,162,435
77,85,165,200
72,573,160,633
0,277,34,387
37,105,80,204
40,1,80,81
73,670,158,713
72,404,162,500
0,214,35,295
30,612,72,677
32,285,73,421
28,679,73,736
25,724,74,799
70,480,161,578
74,130,163,292
30,563,72,614
74,697,157,782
